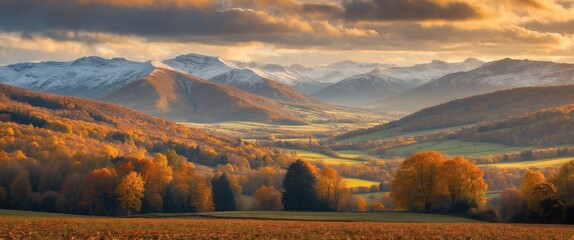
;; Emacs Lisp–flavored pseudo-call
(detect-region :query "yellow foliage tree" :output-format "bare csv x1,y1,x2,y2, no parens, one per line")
316,167,349,211
391,151,446,211
437,157,488,210
553,160,574,202
521,170,546,200
116,171,145,216
355,196,368,212
254,185,282,211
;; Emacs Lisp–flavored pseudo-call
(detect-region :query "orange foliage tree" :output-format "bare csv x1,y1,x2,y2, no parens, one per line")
254,185,282,211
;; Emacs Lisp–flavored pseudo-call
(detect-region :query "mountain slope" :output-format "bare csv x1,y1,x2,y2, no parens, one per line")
105,68,303,123
313,58,484,105
337,85,574,140
458,104,574,146
382,58,574,113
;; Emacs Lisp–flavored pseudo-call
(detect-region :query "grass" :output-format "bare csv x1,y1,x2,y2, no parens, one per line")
281,148,363,165
0,209,93,218
335,150,384,160
342,177,380,188
391,140,530,157
1,210,574,239
338,125,471,143
482,157,574,169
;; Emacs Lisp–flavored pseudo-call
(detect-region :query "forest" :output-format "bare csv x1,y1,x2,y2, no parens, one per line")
0,84,573,224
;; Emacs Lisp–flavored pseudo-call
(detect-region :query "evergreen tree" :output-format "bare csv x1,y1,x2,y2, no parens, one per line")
212,173,237,211
282,160,317,211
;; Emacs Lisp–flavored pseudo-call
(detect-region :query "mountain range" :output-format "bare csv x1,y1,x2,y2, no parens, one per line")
3,53,574,123
312,58,484,106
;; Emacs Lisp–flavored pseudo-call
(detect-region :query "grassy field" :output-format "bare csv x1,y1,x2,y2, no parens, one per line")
1,210,573,239
391,140,530,157
281,148,363,165
335,150,385,160
342,177,380,188
338,125,471,143
482,157,574,169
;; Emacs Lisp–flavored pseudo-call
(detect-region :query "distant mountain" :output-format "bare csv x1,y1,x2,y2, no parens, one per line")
0,56,161,98
163,54,394,94
381,58,574,113
313,58,484,105
0,57,314,123
163,53,322,96
297,60,395,85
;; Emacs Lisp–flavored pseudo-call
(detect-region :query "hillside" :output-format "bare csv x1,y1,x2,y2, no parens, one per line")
105,68,304,123
0,83,295,213
337,85,574,139
458,104,574,146
380,58,574,113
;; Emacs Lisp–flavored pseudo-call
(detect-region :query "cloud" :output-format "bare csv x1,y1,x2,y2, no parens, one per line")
0,0,307,37
341,0,484,22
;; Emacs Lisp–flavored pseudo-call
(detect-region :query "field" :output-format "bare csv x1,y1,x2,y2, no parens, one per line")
1,210,573,239
342,177,380,188
338,125,471,143
335,150,385,160
282,148,363,164
390,140,531,157
481,157,574,169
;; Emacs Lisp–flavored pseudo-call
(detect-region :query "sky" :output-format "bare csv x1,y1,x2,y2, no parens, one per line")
0,0,573,66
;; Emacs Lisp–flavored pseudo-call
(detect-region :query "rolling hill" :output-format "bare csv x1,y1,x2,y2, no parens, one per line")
380,58,574,113
337,85,574,140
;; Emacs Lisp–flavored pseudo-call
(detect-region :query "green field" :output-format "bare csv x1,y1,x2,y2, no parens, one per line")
482,157,574,169
335,150,385,160
391,140,530,157
282,148,363,164
342,177,380,188
339,125,471,143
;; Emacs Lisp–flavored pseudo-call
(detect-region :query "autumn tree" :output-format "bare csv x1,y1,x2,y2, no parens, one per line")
0,186,7,208
10,170,32,209
212,173,237,211
316,167,349,211
116,171,145,216
188,176,213,212
355,196,368,212
391,151,446,211
254,185,282,211
436,157,488,212
553,160,574,203
80,168,118,215
521,170,546,202
497,187,526,221
282,160,317,211
528,183,561,222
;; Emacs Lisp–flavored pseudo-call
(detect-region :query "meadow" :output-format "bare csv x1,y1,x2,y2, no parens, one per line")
1,210,573,239
481,157,574,169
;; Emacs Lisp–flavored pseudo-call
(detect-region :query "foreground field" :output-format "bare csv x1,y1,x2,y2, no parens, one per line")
1,213,573,239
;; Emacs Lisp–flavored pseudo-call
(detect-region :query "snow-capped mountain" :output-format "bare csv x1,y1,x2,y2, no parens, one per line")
0,56,162,98
163,53,325,102
163,53,395,94
0,56,320,122
381,58,574,113
313,58,485,106
298,61,395,84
